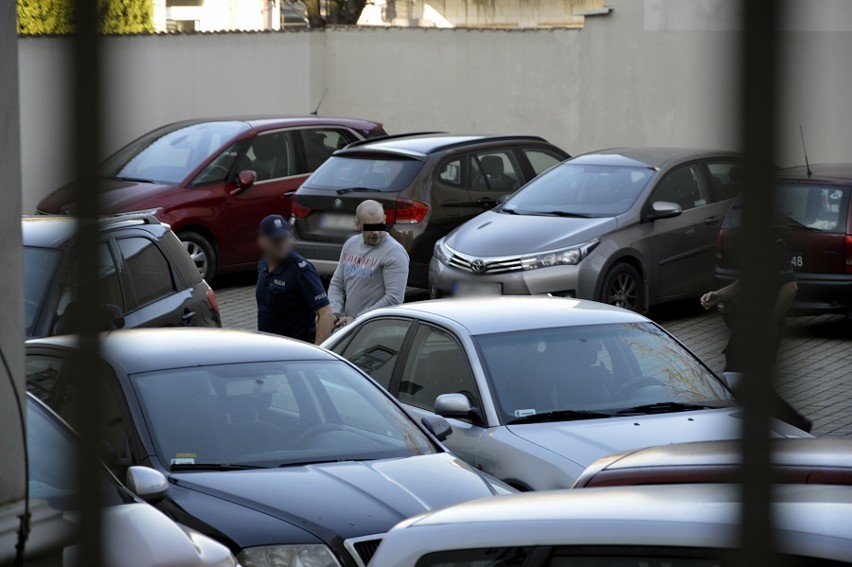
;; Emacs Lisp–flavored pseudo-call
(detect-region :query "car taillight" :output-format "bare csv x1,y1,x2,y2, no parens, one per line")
206,288,220,315
292,201,312,219
715,230,725,267
845,235,852,274
388,197,429,225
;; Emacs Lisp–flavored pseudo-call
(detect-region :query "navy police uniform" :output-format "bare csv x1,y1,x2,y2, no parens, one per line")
256,251,329,341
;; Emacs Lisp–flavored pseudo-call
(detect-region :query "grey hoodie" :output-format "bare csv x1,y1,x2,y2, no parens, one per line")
328,234,409,317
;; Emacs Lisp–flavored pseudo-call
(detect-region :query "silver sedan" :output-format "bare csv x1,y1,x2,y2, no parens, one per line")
323,296,810,490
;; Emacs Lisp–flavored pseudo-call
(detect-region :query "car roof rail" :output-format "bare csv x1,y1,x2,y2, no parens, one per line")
98,209,163,226
342,131,447,149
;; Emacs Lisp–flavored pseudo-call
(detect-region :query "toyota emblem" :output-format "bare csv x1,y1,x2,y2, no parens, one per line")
470,259,487,273
334,198,344,210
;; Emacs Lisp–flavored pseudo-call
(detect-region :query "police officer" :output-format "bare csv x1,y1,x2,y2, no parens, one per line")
256,214,333,344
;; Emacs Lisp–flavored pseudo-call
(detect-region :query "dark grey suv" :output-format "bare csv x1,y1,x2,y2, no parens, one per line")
291,134,569,287
23,214,221,337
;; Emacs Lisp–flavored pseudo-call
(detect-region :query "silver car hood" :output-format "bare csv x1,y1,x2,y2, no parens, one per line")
444,210,617,257
507,408,811,469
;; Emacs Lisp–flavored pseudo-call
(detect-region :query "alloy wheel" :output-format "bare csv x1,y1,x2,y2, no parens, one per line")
182,240,208,279
607,272,639,309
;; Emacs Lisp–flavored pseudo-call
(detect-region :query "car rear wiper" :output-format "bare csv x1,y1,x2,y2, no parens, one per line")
508,409,612,425
614,402,720,416
170,463,263,472
113,176,158,184
336,187,375,195
779,215,821,231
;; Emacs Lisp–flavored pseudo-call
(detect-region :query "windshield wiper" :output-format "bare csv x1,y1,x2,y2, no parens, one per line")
113,175,158,184
535,210,594,218
615,402,720,416
170,463,263,472
278,458,374,468
508,409,612,425
336,187,376,195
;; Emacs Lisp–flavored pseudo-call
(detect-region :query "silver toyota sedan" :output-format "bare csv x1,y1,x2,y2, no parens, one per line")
323,297,810,491
429,148,742,312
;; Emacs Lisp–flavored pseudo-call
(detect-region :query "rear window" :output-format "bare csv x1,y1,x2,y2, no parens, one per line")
723,183,851,233
302,155,424,192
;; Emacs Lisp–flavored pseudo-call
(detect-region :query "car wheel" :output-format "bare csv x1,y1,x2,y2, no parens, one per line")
179,231,217,281
600,263,644,312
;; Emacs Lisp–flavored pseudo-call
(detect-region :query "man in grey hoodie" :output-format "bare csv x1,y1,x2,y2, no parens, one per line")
329,200,409,328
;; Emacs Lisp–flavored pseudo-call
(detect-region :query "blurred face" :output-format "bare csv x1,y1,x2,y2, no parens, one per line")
258,235,293,260
357,209,387,246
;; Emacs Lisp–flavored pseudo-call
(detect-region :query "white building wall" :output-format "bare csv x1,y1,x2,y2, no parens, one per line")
17,0,852,211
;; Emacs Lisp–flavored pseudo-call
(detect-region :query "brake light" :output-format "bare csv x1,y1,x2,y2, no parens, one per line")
292,201,312,219
715,230,725,267
387,197,429,225
845,235,852,274
206,288,220,315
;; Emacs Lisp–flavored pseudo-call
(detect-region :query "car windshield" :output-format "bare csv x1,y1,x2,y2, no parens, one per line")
23,247,61,335
28,398,126,511
130,360,438,468
100,121,247,186
502,163,655,217
302,155,424,192
474,323,735,424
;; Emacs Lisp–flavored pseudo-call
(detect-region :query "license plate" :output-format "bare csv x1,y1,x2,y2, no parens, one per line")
452,281,502,297
790,254,806,271
319,213,356,231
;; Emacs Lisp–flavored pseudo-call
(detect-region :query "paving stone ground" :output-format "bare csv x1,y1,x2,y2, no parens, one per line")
216,280,852,438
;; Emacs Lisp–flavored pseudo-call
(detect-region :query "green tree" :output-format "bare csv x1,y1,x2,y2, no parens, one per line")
18,0,154,35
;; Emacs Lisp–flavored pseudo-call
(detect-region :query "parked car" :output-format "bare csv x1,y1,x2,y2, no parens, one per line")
37,117,386,280
25,328,512,567
573,438,852,488
368,484,852,565
430,147,742,311
716,163,852,316
22,214,220,338
291,133,569,286
323,296,809,491
21,393,239,567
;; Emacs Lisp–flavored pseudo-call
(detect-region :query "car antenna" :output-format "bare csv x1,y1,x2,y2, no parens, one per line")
799,124,812,178
311,89,328,116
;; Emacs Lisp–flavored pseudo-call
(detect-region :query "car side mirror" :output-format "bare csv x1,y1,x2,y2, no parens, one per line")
230,170,257,195
723,371,744,392
421,415,453,442
103,304,125,330
126,466,169,503
647,201,682,221
434,393,473,419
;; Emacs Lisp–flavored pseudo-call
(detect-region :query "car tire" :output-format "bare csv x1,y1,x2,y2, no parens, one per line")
600,263,644,312
179,231,217,282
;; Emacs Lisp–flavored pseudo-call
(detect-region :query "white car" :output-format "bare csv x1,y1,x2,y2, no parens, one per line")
369,484,852,565
324,296,810,490
19,394,239,567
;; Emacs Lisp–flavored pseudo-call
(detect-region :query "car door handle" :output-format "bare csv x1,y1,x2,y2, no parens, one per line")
478,197,497,207
703,216,721,225
181,310,196,324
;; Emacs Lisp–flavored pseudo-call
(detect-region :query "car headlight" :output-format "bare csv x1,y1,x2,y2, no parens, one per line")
520,239,599,270
237,545,341,567
433,239,453,266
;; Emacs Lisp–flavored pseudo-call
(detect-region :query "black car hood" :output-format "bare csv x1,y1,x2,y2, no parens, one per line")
170,453,500,543
38,178,177,214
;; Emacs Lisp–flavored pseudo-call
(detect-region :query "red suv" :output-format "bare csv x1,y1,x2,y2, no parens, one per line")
716,163,852,315
37,117,386,280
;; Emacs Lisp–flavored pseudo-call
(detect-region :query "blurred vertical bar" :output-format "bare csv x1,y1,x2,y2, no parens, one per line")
736,0,784,564
70,0,104,566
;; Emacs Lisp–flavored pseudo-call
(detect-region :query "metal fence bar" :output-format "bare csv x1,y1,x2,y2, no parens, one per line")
736,0,785,563
69,0,105,565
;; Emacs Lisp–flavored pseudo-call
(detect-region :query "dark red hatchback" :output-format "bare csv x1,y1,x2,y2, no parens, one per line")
716,163,852,316
37,117,386,280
